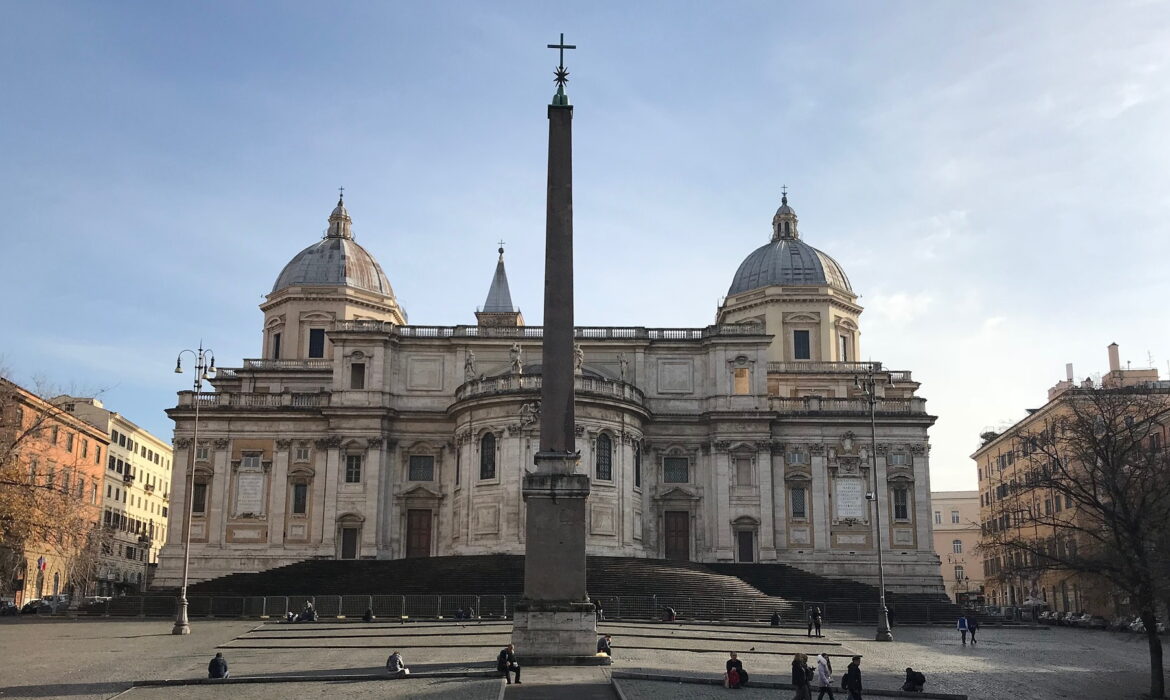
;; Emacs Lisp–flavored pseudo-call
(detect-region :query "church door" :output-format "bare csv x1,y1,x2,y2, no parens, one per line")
406,509,431,558
664,511,690,561
340,527,359,559
737,530,755,563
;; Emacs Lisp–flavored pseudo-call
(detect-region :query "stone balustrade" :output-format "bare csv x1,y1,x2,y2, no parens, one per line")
177,391,330,409
766,361,913,383
455,374,646,404
242,359,333,370
769,396,928,415
332,320,765,340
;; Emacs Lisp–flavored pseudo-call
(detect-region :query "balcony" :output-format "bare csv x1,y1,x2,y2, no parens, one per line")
770,396,929,416
455,374,645,405
176,392,331,410
242,359,333,370
766,362,913,383
122,472,135,484
143,483,155,494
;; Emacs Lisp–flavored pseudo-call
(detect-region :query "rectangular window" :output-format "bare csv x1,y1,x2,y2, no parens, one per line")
192,482,208,514
787,451,808,465
1065,494,1073,509
892,488,909,520
118,433,126,448
951,510,960,524
308,328,326,358
126,546,136,560
663,457,689,483
242,453,261,470
734,456,753,486
272,332,282,359
408,455,435,481
82,439,89,458
350,363,366,390
793,330,811,360
195,444,209,461
1054,493,1062,513
51,426,59,444
791,486,808,519
839,334,849,362
292,483,308,514
345,454,362,483
733,368,750,395
109,455,117,471
294,446,310,462
933,511,941,525
634,443,642,488
888,453,909,466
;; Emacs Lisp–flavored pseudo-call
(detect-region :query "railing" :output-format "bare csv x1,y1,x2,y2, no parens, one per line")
768,361,881,373
333,321,766,341
178,392,330,409
63,593,960,624
770,396,928,415
243,359,333,370
455,374,646,404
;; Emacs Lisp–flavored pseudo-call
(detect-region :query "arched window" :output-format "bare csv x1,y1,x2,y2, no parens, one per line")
952,539,963,554
596,434,612,481
480,433,496,480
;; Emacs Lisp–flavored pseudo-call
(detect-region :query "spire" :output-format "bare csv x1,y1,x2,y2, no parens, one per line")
771,186,799,241
476,242,525,327
547,33,576,106
326,189,353,239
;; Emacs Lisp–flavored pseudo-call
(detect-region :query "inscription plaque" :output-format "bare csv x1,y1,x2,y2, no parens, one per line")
235,472,265,516
835,477,866,519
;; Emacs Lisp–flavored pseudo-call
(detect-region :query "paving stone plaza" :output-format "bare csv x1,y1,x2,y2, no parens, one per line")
0,616,1154,699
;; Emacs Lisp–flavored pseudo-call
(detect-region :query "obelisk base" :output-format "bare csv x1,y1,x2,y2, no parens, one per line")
512,466,599,663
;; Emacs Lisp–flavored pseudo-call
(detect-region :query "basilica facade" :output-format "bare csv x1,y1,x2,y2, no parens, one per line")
155,194,944,593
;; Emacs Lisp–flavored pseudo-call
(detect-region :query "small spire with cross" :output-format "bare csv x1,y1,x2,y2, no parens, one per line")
497,239,506,259
547,32,576,106
781,184,788,205
338,185,345,204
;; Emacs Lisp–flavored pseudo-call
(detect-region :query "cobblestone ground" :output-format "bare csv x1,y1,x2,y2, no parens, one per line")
0,617,1159,699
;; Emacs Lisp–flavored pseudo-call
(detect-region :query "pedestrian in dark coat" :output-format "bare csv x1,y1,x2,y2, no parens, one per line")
207,652,229,679
771,611,781,627
968,615,979,644
597,634,612,655
792,652,812,700
843,655,863,700
812,606,823,637
902,667,925,692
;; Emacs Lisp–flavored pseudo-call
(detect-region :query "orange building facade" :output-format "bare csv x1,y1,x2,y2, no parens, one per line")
1,379,108,605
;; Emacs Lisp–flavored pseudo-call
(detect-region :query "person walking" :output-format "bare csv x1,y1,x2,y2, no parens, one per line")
497,643,521,684
207,652,229,679
791,653,813,700
812,607,824,637
843,655,863,700
968,615,979,645
814,653,836,700
957,614,970,645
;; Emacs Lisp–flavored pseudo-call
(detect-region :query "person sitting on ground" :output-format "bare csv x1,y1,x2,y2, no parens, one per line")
902,667,926,692
815,653,835,699
208,652,229,679
497,643,521,684
299,601,317,622
385,650,409,678
725,651,749,688
770,611,781,627
286,611,296,623
455,607,466,620
843,655,863,700
597,634,613,655
663,606,677,622
363,608,375,623
791,653,812,700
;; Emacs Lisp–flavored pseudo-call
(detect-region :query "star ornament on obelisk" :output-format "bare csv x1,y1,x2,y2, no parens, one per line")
510,33,605,665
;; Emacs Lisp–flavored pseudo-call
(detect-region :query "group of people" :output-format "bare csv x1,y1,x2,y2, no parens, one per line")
285,601,318,623
957,613,979,645
787,652,863,699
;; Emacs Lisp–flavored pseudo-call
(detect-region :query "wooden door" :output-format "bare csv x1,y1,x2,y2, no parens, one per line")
340,527,359,559
737,530,755,563
406,509,432,558
664,511,690,561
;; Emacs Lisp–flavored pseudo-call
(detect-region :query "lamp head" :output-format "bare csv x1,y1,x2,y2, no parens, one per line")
174,359,183,374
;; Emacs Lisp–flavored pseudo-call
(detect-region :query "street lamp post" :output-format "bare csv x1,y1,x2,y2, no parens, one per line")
171,343,215,635
857,364,894,642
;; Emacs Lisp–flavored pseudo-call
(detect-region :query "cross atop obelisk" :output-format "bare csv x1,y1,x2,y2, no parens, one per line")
547,32,575,105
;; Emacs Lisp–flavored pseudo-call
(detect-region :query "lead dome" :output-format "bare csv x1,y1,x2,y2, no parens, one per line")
271,196,395,296
727,194,852,296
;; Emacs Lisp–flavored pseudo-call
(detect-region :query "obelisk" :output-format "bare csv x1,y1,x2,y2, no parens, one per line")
511,34,600,662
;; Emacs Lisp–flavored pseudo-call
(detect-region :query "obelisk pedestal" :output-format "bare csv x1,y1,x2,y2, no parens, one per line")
511,39,603,664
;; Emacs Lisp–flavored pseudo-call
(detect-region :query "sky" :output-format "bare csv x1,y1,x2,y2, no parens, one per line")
2,1,1169,492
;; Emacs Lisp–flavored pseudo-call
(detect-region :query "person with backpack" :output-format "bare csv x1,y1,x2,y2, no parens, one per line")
957,614,970,644
207,652,229,679
725,651,749,688
815,653,836,699
842,656,863,700
792,653,813,700
902,667,926,692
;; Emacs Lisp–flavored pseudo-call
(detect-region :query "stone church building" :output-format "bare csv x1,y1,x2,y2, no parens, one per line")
155,193,944,593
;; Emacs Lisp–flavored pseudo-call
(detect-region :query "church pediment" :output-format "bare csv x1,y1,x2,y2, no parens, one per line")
396,484,444,501
653,485,700,502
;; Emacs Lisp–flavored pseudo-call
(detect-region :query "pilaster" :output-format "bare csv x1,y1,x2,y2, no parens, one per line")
270,442,289,545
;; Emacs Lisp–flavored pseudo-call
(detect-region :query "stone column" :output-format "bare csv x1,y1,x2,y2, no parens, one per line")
364,438,383,551
209,440,230,547
758,443,777,561
512,78,598,662
270,441,290,546
810,447,829,549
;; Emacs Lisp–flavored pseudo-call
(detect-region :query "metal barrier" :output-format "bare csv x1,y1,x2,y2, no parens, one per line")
60,594,960,624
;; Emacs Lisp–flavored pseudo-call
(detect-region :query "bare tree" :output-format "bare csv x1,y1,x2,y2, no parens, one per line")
983,387,1170,698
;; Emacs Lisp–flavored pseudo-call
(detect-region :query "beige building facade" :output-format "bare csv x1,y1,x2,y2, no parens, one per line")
930,490,983,605
60,398,173,594
156,194,945,595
